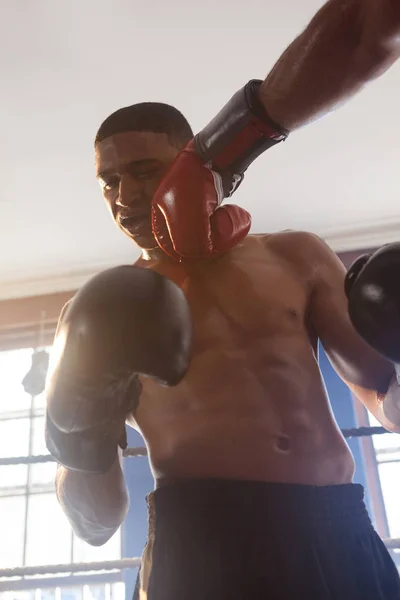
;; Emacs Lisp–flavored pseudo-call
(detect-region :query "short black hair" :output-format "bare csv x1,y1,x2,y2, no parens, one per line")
95,102,193,148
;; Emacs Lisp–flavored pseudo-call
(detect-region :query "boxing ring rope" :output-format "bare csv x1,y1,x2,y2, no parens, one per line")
0,424,399,583
0,538,399,581
0,445,148,466
0,425,393,467
341,426,390,438
0,558,141,579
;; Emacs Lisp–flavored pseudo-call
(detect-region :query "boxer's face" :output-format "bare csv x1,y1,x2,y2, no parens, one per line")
95,131,180,249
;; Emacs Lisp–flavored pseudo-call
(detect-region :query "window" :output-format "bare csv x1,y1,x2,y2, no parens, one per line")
0,348,123,595
367,412,400,565
0,583,125,600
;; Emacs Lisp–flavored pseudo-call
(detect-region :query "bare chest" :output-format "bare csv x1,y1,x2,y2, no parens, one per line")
180,243,310,353
133,237,319,441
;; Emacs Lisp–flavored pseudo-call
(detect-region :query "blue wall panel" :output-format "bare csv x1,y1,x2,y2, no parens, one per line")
318,343,372,515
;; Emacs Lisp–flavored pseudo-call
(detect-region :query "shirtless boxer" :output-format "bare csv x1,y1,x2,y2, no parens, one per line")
48,0,400,598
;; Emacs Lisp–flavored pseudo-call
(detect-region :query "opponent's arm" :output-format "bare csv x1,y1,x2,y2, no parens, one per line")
152,0,400,261
260,0,400,130
151,82,288,259
304,233,398,432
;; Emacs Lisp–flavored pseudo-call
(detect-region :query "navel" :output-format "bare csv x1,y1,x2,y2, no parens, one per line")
275,435,291,452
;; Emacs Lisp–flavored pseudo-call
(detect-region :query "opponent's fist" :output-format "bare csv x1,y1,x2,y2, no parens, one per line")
46,266,192,473
152,80,288,260
151,145,252,260
345,243,400,363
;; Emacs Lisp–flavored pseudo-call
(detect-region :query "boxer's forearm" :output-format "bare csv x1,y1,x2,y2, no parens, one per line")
347,378,400,434
260,0,400,130
378,371,400,431
56,454,129,546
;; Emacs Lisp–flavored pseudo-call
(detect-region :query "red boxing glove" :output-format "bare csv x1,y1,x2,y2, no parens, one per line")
152,80,288,260
151,144,252,260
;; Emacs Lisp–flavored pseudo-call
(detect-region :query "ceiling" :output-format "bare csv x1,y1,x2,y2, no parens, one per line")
1,0,399,300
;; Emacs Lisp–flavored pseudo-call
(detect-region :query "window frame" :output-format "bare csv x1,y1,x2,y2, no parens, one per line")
0,343,124,593
352,397,391,538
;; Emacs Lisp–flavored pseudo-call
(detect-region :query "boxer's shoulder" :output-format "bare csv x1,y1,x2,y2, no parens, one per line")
260,229,322,250
247,230,329,270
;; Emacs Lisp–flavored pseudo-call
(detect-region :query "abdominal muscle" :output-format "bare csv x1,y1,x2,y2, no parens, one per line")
132,334,355,488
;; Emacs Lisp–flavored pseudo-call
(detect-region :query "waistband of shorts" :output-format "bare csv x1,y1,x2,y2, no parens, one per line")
147,479,372,536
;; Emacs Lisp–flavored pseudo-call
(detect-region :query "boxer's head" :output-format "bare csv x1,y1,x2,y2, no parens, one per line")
95,103,193,250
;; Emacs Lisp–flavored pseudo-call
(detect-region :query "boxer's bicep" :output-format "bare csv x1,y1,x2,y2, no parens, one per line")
308,235,394,421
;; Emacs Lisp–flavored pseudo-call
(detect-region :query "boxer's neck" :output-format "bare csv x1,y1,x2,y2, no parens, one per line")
141,247,171,263
137,248,192,288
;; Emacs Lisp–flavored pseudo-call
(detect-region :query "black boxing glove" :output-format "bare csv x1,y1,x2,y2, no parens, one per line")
45,266,192,474
193,79,289,197
345,243,400,426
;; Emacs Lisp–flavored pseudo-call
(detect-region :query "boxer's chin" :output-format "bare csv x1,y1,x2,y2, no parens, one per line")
135,235,159,251
121,221,158,250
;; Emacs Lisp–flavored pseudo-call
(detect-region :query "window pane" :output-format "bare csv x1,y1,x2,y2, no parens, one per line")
372,431,400,453
0,593,35,600
0,349,33,414
31,416,46,456
60,589,82,600
25,493,72,566
83,585,106,600
368,412,399,452
38,590,56,600
110,583,125,600
73,529,121,565
33,391,46,413
378,462,400,538
32,347,51,414
0,464,28,491
0,418,30,458
0,496,26,567
30,462,57,488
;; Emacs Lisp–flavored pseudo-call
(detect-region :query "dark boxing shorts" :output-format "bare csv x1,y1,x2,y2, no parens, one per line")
134,480,400,599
